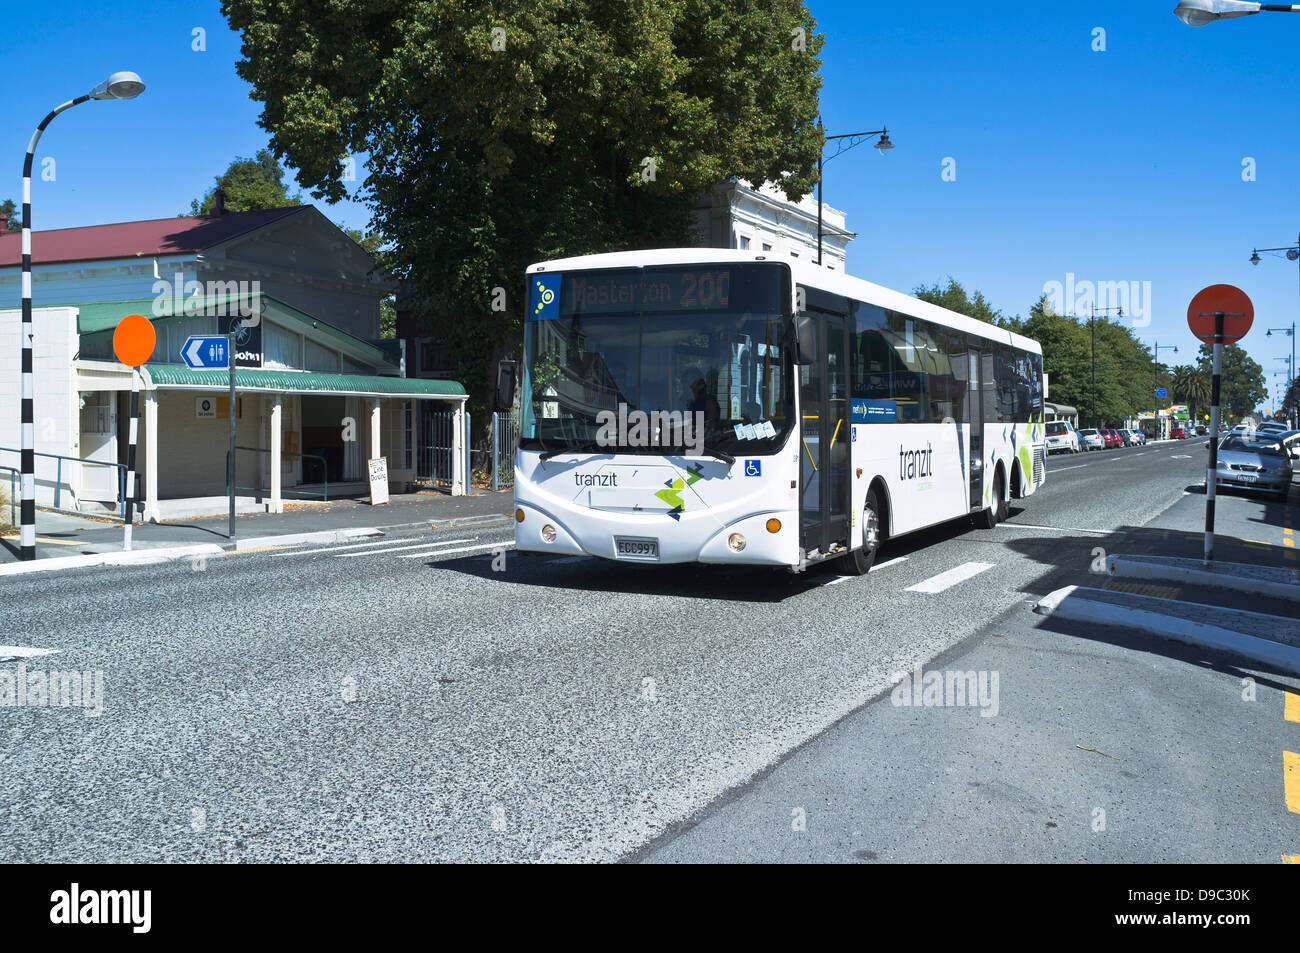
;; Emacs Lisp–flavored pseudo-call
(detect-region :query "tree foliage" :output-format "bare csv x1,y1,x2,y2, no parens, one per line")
220,0,825,413
188,149,302,215
0,198,21,232
1195,342,1267,421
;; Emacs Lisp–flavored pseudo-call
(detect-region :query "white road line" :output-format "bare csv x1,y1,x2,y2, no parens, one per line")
905,561,994,594
998,522,1117,535
1051,464,1089,472
0,645,60,661
334,539,478,558
274,537,473,557
870,556,908,572
399,541,515,559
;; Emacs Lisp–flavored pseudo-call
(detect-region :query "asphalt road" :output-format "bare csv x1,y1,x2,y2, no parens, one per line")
1,438,1295,862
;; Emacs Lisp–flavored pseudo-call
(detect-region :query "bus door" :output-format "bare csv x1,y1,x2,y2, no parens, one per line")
967,347,984,510
800,313,850,555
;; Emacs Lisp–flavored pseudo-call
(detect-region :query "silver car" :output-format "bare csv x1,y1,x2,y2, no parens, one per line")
1213,432,1294,501
1076,428,1105,451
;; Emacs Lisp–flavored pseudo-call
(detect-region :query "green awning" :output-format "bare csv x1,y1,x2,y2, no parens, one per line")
143,364,466,398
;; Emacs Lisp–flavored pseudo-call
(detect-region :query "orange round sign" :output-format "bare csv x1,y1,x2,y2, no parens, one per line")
1186,284,1253,344
112,313,156,367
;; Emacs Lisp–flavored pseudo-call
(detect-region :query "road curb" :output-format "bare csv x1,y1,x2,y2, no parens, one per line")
232,527,384,551
1034,585,1300,676
1101,554,1300,603
0,543,226,578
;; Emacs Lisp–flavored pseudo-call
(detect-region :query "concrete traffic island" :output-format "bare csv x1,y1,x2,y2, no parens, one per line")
1098,553,1300,603
1034,584,1300,676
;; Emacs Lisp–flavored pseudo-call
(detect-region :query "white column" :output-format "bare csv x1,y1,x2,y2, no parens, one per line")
452,399,466,496
269,395,283,514
143,391,160,523
369,398,382,465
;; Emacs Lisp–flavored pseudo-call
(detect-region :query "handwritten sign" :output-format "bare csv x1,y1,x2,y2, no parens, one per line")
368,456,390,506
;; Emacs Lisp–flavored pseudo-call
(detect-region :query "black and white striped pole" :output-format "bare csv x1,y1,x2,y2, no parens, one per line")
16,72,145,561
1187,283,1254,568
124,369,141,550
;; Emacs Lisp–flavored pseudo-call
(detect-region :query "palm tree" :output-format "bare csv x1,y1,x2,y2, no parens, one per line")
1171,364,1209,421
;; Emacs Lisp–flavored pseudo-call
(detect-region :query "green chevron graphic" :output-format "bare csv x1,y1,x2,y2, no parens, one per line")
656,478,686,509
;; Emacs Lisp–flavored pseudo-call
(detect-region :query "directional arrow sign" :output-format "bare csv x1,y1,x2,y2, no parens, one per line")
182,335,231,370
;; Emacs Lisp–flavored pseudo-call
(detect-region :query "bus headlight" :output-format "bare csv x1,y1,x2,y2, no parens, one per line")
728,533,746,552
541,524,557,543
765,518,781,534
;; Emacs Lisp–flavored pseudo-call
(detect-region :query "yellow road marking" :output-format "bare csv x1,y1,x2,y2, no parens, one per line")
1286,692,1300,724
1284,854,1300,864
0,535,83,546
228,544,294,555
1286,751,1300,814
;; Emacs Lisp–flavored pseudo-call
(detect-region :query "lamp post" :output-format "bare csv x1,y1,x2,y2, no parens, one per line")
1087,304,1123,428
17,71,145,561
1174,0,1300,26
1152,340,1178,438
816,122,893,267
1252,235,1299,428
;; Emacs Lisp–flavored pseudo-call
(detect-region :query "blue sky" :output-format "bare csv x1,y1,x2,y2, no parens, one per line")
5,1,1298,409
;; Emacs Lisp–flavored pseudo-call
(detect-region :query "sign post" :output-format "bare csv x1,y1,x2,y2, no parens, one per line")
1187,285,1254,566
112,315,157,551
182,333,236,539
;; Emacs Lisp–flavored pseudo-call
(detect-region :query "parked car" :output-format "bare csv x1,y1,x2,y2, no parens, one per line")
1170,426,1189,439
1101,429,1121,448
1214,432,1293,501
1124,429,1146,446
1045,420,1080,454
1194,425,1208,436
1257,422,1288,435
1076,428,1105,451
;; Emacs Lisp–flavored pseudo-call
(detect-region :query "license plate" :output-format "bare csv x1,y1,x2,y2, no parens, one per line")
614,537,659,560
1237,473,1257,483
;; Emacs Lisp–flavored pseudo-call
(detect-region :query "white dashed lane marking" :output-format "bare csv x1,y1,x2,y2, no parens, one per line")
905,561,995,594
399,541,515,559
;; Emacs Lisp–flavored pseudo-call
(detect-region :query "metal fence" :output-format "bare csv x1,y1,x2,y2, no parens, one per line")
492,410,520,490
414,408,519,490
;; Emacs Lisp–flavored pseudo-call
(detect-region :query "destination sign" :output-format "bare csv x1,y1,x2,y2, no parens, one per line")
547,263,782,318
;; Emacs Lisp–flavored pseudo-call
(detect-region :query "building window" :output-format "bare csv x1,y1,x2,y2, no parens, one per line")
762,242,772,252
738,235,750,250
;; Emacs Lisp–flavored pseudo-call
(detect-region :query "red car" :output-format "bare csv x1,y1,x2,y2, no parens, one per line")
1171,427,1188,439
1101,429,1120,448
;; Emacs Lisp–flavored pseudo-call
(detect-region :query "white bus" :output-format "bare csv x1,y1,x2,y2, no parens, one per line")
511,249,1046,573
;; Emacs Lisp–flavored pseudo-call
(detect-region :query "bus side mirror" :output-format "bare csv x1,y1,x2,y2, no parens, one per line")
793,313,816,366
495,361,518,411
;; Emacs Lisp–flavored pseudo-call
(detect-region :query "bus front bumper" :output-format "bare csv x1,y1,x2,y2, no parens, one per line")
513,502,799,566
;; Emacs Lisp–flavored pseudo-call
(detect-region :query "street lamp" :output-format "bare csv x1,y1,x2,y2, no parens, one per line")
16,71,145,561
1152,341,1178,438
1087,304,1123,428
815,123,893,267
1252,235,1300,428
1174,0,1300,26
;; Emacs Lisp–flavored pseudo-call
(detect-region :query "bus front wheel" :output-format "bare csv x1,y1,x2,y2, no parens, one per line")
838,489,882,575
974,471,1006,529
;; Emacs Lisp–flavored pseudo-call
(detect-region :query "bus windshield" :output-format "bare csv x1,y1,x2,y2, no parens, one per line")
520,263,793,455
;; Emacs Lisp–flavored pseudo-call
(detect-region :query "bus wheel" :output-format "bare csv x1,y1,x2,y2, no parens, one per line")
838,489,882,575
975,472,1005,529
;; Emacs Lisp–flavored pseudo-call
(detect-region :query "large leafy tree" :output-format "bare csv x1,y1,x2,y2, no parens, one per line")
914,278,1009,329
0,198,20,232
220,0,825,419
188,149,302,215
1195,342,1267,420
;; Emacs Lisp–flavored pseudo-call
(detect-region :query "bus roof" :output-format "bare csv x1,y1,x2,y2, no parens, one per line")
526,248,1041,355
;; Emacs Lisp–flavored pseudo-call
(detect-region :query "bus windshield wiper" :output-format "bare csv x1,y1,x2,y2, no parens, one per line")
539,439,603,462
696,444,735,465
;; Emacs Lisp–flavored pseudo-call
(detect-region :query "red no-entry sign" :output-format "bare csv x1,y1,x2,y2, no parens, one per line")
1186,284,1253,344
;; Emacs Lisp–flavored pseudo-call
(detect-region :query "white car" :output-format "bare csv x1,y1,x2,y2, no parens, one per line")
1076,428,1105,451
1045,420,1080,454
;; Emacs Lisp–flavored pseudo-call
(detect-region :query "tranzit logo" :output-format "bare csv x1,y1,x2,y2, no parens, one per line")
49,883,151,934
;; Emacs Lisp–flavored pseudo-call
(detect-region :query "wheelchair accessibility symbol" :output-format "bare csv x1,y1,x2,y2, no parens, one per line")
744,459,762,477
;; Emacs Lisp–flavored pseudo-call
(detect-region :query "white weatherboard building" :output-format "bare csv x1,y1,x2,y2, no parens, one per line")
0,207,468,521
694,178,854,271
